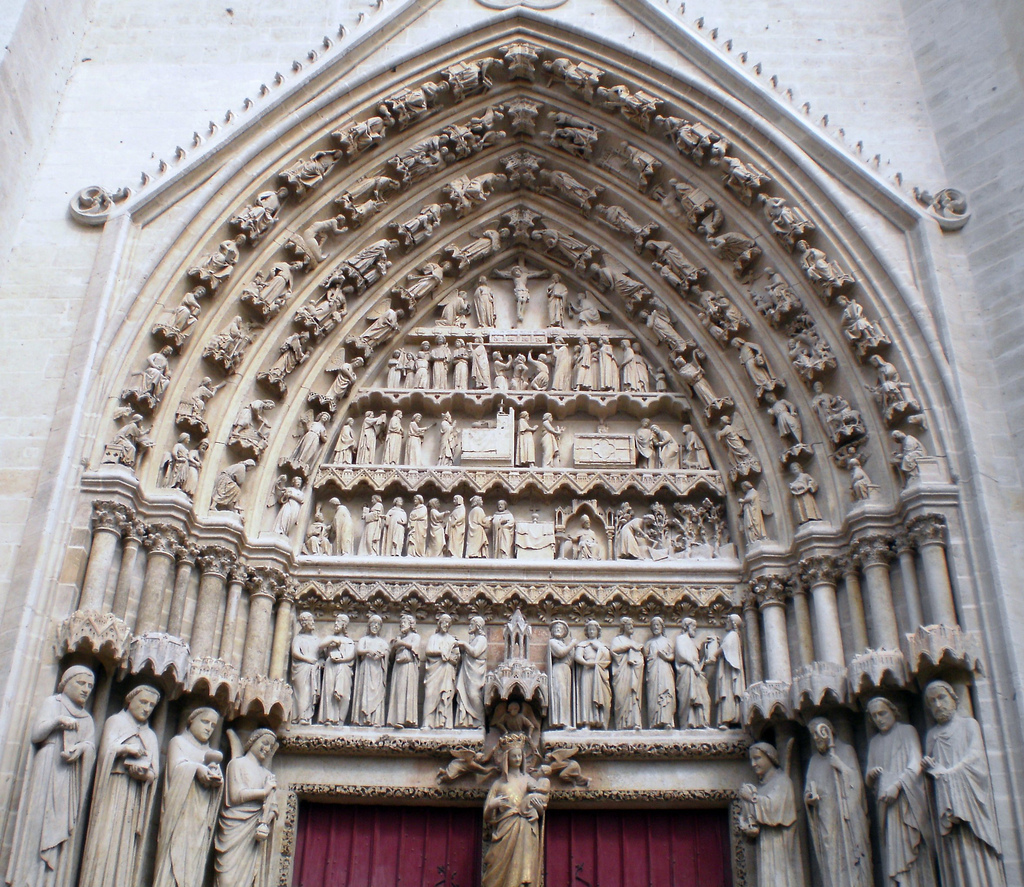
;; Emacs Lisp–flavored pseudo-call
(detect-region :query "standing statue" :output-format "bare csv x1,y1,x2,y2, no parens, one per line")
922,680,1007,887
635,418,655,468
359,495,384,556
538,414,564,468
438,412,458,466
710,614,744,728
332,418,356,464
356,411,386,464
472,277,497,328
651,424,681,469
79,685,161,887
738,481,768,543
426,498,449,557
574,620,612,729
382,411,405,465
319,615,356,726
406,495,429,557
387,614,422,728
516,412,538,467
455,616,488,728
547,620,576,730
471,336,491,389
481,734,551,887
211,460,256,514
546,273,568,326
6,666,96,887
466,496,491,558
353,615,389,727
804,717,873,887
681,424,712,470
643,617,675,729
213,729,278,887
423,614,461,728
446,495,467,557
270,476,306,537
492,500,517,559
788,463,822,523
290,611,321,726
865,697,938,887
739,742,804,887
551,337,572,391
594,336,619,391
329,498,355,556
153,708,223,887
611,617,644,730
674,618,708,728
383,497,408,556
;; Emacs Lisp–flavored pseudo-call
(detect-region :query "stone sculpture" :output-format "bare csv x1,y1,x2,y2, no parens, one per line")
865,697,938,887
574,620,612,729
213,729,278,887
732,337,783,399
152,286,205,350
738,481,769,544
6,666,96,887
302,506,330,556
891,430,927,484
610,617,644,730
121,347,174,412
739,742,803,887
796,240,854,298
811,382,866,447
492,500,517,559
383,497,407,556
288,411,330,475
446,495,467,557
319,615,356,726
188,239,241,292
211,459,256,513
329,499,356,556
425,498,448,558
674,618,709,728
481,733,550,887
804,717,873,887
710,614,744,728
406,415,433,466
353,615,389,726
269,476,306,537
79,685,161,887
175,377,224,436
848,458,875,501
204,317,258,375
455,616,488,728
382,411,404,465
716,416,761,480
423,614,461,729
152,708,223,887
290,611,320,726
643,617,676,729
356,411,386,464
922,680,1007,886
788,464,822,523
388,613,422,728
359,495,384,556
547,620,576,730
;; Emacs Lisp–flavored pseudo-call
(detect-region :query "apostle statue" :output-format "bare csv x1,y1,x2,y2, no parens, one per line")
446,495,467,557
865,697,937,887
153,708,224,887
574,620,612,729
481,733,550,887
710,614,744,727
739,742,804,887
643,616,675,729
547,620,576,730
6,666,96,887
213,729,278,887
353,615,389,727
289,611,320,725
610,617,644,730
79,684,161,887
319,615,356,726
423,614,461,728
455,616,488,728
674,617,707,728
388,614,422,728
922,680,1007,886
804,717,873,887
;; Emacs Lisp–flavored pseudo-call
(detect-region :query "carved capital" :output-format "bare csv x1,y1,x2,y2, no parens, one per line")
92,500,130,534
892,530,916,557
175,542,200,565
907,513,947,548
853,534,893,567
143,523,184,557
837,553,861,576
751,574,791,608
799,554,839,588
228,563,250,586
198,546,235,578
247,567,285,601
120,518,147,545
278,579,299,604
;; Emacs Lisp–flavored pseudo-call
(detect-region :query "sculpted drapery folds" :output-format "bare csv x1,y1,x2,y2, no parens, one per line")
711,613,744,727
388,613,422,728
547,619,576,729
153,708,223,887
610,617,644,730
79,685,161,887
319,615,356,726
674,617,708,729
353,614,389,727
290,611,321,726
574,620,612,729
454,616,488,728
643,616,675,729
423,614,461,729
740,742,804,887
6,667,96,887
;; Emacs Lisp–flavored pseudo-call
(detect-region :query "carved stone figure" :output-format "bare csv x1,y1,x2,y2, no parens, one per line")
443,229,503,274
838,295,891,357
739,743,803,887
302,506,331,556
494,258,548,327
280,149,341,197
210,459,255,513
597,84,661,130
6,666,96,887
716,416,761,479
848,457,874,501
157,433,193,494
213,729,278,887
811,382,866,447
674,618,709,728
153,286,205,349
404,494,428,558
152,708,223,887
618,340,649,392
607,618,641,730
446,495,468,558
204,317,257,375
755,267,803,326
922,680,1007,886
383,497,407,556
228,400,275,458
891,430,927,484
466,496,491,558
353,615,388,726
335,116,389,157
542,57,603,99
388,614,422,728
382,411,404,465
788,463,822,523
787,319,837,382
673,353,733,418
547,111,601,159
288,411,329,475
682,424,712,469
758,194,815,249
121,347,174,412
764,394,804,446
231,188,287,245
492,500,517,559
328,498,354,557
515,412,538,467
530,225,597,272
188,239,241,292
865,697,938,887
422,498,448,559
358,495,384,557
721,156,771,205
547,620,576,730
287,218,346,272
317,615,355,726
423,614,461,729
655,115,729,166
710,614,744,727
574,620,612,729
796,240,854,298
270,476,306,537
739,481,768,544
444,173,507,218
452,343,470,389
347,302,404,355
634,418,655,469
175,377,224,436
537,169,603,214
707,231,761,279
290,612,320,725
651,424,680,469
639,617,674,729
259,332,310,394
405,414,433,467
356,411,385,464
79,685,161,887
481,733,550,887
871,355,923,424
732,337,783,399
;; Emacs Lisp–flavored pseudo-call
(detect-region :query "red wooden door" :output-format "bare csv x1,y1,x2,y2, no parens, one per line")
292,802,483,887
544,808,732,887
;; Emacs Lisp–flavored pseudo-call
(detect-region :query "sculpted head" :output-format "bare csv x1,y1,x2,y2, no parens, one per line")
368,613,383,635
748,741,779,780
187,706,220,743
585,620,601,640
58,665,95,706
469,615,486,635
437,613,453,633
866,697,899,734
299,611,315,631
334,613,350,634
808,717,835,755
400,612,416,634
650,616,664,636
728,614,742,631
551,620,568,639
125,684,161,723
620,616,634,635
683,617,697,637
924,680,958,724
246,727,278,762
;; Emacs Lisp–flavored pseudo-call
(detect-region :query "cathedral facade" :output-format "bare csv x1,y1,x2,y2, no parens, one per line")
1,1,1023,886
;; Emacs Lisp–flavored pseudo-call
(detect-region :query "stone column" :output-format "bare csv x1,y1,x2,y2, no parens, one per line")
754,575,792,682
909,514,958,626
790,585,815,667
219,563,249,662
854,536,900,649
166,544,198,637
110,518,145,618
269,585,296,681
78,501,127,612
742,593,763,684
894,531,925,631
190,547,233,658
839,556,869,654
241,569,281,677
800,555,844,665
134,524,181,634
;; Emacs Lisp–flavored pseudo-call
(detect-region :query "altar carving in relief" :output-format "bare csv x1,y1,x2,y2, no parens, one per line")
6,666,96,887
152,286,206,350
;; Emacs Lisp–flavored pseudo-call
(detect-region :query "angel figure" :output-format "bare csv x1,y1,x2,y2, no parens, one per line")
347,300,404,355
288,411,330,474
268,476,306,537
716,414,762,480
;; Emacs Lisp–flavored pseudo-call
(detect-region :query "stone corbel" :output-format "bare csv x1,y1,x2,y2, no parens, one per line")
789,661,848,711
913,187,970,231
120,631,191,698
846,647,909,695
69,185,131,225
906,624,983,677
740,679,792,725
236,675,294,724
55,609,133,666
